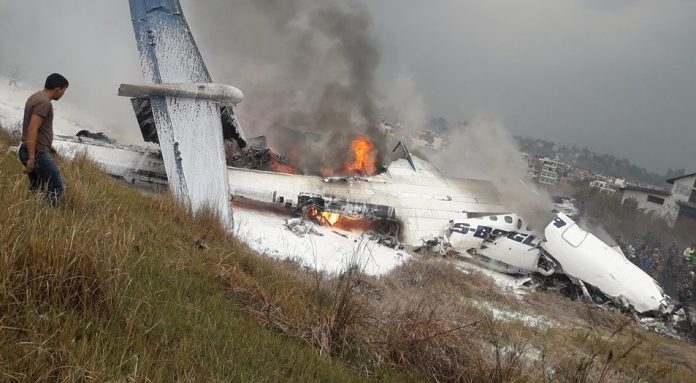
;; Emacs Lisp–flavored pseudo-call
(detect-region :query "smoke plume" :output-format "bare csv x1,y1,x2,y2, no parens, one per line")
376,75,555,229
0,0,387,169
429,120,555,230
186,0,387,174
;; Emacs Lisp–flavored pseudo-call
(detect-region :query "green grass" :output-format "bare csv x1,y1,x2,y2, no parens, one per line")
0,142,402,382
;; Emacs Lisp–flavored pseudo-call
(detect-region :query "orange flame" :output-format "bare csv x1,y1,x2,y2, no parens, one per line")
308,208,340,226
322,212,340,226
342,136,377,176
270,158,299,174
307,208,377,232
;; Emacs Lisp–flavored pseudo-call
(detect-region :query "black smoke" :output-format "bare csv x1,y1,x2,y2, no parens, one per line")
187,0,387,174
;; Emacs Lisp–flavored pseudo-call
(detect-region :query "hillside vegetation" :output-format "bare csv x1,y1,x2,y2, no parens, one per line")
2,129,696,382
0,132,395,382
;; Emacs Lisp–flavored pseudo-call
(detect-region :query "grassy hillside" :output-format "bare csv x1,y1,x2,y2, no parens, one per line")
0,137,402,381
2,129,696,382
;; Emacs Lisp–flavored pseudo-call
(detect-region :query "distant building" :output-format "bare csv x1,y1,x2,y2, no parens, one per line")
530,157,571,186
619,172,696,227
666,172,696,225
590,180,616,194
619,185,671,218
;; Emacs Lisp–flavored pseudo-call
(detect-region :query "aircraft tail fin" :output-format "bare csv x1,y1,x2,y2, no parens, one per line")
392,141,416,171
128,96,247,148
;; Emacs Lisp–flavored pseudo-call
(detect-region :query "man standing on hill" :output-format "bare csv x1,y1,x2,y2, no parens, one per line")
18,73,69,206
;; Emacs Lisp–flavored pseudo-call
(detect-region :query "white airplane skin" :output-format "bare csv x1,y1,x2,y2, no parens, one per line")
228,155,506,245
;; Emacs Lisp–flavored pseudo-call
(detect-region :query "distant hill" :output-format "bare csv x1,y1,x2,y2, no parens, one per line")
514,136,670,186
381,114,673,186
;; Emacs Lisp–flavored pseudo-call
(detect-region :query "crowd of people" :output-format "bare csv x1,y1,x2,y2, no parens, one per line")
620,234,696,321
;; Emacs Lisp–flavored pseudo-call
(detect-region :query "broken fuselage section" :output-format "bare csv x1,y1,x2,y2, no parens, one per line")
543,213,666,313
228,154,506,245
447,214,555,276
446,212,666,313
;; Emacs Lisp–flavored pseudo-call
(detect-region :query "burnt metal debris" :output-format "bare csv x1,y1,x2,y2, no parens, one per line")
228,146,294,171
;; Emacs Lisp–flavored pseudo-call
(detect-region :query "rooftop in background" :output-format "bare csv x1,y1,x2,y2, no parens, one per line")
620,185,671,196
666,172,696,185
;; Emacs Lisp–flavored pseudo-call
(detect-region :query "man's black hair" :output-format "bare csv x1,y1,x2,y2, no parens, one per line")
44,73,69,89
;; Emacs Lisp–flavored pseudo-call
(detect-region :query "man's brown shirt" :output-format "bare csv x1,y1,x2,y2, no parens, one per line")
21,91,54,153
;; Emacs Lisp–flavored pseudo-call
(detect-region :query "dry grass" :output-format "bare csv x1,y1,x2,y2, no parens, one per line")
0,153,132,315
222,252,696,382
0,123,20,150
0,135,388,382
2,127,696,382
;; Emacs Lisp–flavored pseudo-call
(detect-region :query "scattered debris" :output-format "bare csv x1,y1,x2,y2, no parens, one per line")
285,218,308,237
368,232,401,249
322,176,368,184
552,196,580,219
76,129,113,143
228,146,297,173
284,218,321,238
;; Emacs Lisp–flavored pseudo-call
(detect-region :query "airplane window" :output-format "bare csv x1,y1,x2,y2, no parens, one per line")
489,216,498,221
562,224,588,247
517,219,523,230
504,216,513,224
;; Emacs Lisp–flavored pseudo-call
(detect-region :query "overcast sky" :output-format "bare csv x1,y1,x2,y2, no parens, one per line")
366,0,696,173
1,0,694,173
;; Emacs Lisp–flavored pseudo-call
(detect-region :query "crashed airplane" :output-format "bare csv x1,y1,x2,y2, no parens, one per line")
447,213,666,313
226,142,666,312
126,0,665,314
228,147,666,313
23,0,665,315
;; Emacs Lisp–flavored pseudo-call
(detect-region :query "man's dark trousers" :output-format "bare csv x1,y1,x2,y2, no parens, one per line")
18,144,64,206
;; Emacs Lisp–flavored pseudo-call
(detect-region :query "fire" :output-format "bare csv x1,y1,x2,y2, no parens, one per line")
308,208,340,226
272,136,377,177
341,136,377,176
307,207,378,232
322,212,340,226
269,157,299,174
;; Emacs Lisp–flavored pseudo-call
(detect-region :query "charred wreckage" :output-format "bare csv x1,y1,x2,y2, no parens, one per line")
30,0,678,322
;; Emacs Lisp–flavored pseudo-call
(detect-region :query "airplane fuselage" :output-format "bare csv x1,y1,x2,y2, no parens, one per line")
228,155,506,244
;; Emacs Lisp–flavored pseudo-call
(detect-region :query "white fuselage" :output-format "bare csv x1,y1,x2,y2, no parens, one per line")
228,156,506,244
52,135,167,187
